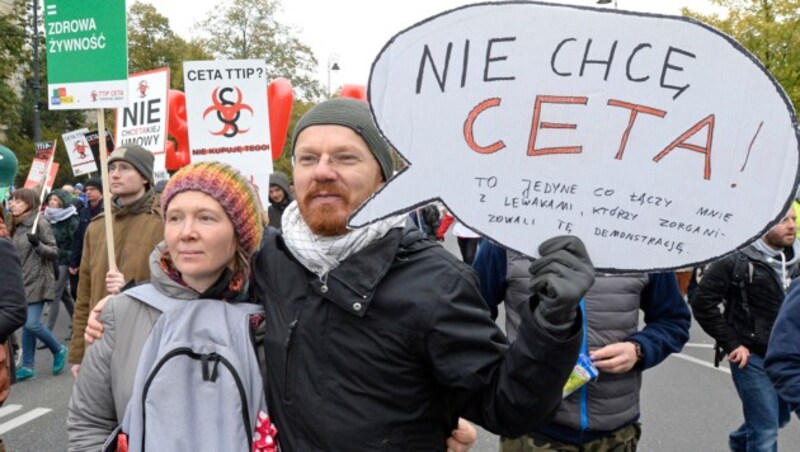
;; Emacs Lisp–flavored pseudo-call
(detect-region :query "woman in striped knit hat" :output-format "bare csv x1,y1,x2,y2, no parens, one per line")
67,162,277,451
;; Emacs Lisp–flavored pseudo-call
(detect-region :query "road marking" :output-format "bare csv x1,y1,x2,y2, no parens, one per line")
683,342,715,349
0,408,53,435
0,405,22,419
672,353,731,374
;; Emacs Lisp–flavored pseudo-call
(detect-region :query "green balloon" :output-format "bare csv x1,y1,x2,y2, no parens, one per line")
0,145,18,188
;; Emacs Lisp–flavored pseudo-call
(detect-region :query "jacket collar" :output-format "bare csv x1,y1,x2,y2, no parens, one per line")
742,238,800,267
305,227,435,318
148,242,200,300
93,189,158,222
113,189,158,217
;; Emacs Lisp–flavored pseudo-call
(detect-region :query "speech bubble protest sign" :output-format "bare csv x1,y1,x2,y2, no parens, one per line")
351,2,800,272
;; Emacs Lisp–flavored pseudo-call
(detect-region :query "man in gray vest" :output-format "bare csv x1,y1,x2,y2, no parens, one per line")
474,241,691,451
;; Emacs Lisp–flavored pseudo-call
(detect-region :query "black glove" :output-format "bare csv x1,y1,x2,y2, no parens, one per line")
27,233,40,248
528,236,595,326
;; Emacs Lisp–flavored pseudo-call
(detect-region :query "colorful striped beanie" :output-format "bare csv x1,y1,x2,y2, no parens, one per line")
160,162,264,258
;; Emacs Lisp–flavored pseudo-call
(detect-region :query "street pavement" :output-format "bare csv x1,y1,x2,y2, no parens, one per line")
2,234,799,451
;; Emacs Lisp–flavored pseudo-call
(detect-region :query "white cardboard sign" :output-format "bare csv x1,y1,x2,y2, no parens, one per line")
183,60,273,206
62,128,95,176
351,2,800,272
115,68,170,182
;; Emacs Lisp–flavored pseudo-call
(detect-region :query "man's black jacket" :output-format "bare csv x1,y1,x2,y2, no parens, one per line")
251,226,581,451
691,243,800,356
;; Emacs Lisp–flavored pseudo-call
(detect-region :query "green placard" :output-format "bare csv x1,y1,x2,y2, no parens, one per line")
43,0,128,109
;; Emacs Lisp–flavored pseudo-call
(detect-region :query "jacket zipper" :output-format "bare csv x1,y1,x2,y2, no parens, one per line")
578,300,590,432
284,318,299,403
141,347,253,450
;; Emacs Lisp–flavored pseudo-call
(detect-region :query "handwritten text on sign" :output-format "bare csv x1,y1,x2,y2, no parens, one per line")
351,2,800,272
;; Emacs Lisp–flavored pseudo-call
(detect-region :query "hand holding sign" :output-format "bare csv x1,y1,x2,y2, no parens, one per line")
351,2,800,272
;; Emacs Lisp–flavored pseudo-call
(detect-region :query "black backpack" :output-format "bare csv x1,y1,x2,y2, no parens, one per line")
714,252,754,367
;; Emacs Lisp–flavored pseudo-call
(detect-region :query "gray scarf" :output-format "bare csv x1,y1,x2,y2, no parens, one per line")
44,205,77,223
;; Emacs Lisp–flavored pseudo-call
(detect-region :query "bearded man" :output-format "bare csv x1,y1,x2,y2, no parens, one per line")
250,98,595,451
692,206,799,451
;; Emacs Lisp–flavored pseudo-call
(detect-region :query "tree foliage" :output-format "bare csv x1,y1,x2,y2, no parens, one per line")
195,0,323,99
0,0,26,132
1,0,324,191
683,0,800,111
1,0,87,188
128,2,211,90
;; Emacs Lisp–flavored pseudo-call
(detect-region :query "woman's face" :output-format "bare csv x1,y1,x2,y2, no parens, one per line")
47,196,63,208
8,197,31,218
164,191,237,293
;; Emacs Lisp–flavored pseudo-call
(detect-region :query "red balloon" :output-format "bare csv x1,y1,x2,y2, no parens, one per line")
166,89,190,171
165,140,190,171
339,84,367,101
268,78,293,160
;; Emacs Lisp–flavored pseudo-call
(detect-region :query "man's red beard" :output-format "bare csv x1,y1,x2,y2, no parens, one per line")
298,184,352,236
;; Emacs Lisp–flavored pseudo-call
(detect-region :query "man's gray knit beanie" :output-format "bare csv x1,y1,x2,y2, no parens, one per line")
291,98,394,181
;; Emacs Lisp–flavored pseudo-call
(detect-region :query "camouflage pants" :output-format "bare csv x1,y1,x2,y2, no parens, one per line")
499,423,642,452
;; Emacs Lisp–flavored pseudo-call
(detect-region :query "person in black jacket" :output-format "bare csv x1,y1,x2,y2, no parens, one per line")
0,206,27,347
266,171,293,231
0,206,27,452
691,207,799,452
67,178,103,302
248,99,593,450
42,189,79,333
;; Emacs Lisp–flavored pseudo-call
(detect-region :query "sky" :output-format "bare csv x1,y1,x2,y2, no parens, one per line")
142,0,726,91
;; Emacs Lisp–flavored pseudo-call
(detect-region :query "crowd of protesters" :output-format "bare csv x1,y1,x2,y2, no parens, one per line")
0,97,799,452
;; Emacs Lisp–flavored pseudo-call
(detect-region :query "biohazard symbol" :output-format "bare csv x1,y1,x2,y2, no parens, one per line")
90,90,98,102
202,87,253,138
138,80,150,98
73,140,88,159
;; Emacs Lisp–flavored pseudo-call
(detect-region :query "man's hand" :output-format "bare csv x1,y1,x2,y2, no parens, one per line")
71,364,80,378
84,295,111,344
528,236,595,325
728,345,750,369
446,418,477,452
69,267,78,275
105,269,125,295
590,342,638,374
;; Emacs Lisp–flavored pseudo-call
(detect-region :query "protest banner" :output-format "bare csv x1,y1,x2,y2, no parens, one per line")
115,68,170,181
43,0,128,109
62,128,95,176
23,162,60,193
44,0,128,269
183,59,273,204
28,163,60,193
84,130,115,164
24,141,60,232
24,141,57,190
351,2,800,272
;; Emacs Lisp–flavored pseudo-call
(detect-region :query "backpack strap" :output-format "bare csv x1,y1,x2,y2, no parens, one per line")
125,283,265,317
729,252,754,318
715,252,755,367
124,283,182,314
